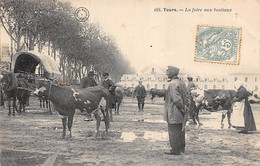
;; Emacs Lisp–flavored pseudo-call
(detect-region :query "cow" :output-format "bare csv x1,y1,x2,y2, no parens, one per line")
191,89,237,128
114,87,123,115
123,87,135,97
150,88,166,102
34,80,116,139
39,96,49,109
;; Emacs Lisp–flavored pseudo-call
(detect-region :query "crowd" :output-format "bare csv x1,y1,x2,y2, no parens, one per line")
116,66,257,155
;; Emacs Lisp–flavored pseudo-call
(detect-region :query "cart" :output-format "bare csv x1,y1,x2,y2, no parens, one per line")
10,51,61,114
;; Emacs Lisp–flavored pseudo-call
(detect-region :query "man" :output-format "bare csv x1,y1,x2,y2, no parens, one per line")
80,71,97,88
80,71,97,121
134,80,146,112
164,66,188,155
187,77,196,91
101,72,115,121
102,72,115,91
232,83,256,133
186,77,201,125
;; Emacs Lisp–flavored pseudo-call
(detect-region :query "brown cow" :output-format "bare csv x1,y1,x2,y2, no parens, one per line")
191,89,237,128
150,88,166,102
34,80,116,139
114,87,123,115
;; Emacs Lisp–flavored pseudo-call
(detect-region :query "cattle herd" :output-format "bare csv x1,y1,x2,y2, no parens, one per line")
0,73,259,140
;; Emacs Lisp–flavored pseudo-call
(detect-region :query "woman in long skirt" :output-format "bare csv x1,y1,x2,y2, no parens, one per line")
232,84,256,133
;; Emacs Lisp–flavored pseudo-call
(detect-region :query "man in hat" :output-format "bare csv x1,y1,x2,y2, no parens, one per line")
134,80,146,112
80,71,97,121
186,76,200,125
102,72,115,121
164,66,188,155
102,72,115,90
187,77,196,91
80,71,97,88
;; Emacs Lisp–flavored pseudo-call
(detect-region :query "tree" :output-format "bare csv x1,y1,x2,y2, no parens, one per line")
1,0,134,84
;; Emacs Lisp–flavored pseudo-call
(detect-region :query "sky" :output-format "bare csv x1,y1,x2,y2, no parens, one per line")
1,0,260,75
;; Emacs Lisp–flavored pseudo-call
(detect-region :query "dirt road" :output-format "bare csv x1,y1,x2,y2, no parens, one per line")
1,96,260,166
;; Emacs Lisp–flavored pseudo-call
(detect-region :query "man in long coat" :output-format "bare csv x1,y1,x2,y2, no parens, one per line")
80,71,97,121
164,66,188,155
101,72,115,121
187,77,196,91
134,80,146,112
102,72,115,91
186,77,201,125
80,71,97,88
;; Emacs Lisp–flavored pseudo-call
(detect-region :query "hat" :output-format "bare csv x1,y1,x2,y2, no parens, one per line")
167,66,179,76
187,76,193,81
88,71,95,76
102,72,109,76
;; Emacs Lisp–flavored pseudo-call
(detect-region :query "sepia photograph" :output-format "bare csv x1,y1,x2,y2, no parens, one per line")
0,0,259,165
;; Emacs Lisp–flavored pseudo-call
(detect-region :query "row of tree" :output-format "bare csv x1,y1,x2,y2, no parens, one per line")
1,0,134,83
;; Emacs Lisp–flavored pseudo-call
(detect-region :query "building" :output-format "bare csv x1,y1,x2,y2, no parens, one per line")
118,66,260,95
0,44,11,71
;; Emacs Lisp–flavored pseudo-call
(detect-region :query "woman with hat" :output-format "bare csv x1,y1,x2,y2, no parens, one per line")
232,82,256,133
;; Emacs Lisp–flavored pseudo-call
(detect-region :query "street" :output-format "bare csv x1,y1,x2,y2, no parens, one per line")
1,96,260,165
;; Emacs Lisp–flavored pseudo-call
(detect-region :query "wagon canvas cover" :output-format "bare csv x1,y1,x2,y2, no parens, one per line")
11,51,61,80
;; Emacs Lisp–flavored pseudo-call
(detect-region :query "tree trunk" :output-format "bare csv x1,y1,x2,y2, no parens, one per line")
10,36,13,71
53,43,56,60
67,60,72,85
48,41,51,56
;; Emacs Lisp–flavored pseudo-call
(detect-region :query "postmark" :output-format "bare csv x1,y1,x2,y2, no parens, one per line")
74,7,90,22
195,25,242,65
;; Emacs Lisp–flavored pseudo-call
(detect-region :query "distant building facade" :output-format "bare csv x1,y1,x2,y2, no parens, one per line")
0,44,11,71
118,66,260,95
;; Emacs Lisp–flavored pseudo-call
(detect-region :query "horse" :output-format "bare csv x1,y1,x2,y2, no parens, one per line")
34,80,116,139
0,72,18,116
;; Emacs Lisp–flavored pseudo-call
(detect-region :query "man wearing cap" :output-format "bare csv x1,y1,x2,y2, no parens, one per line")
186,76,200,125
134,80,146,112
102,72,116,121
102,72,115,91
187,77,196,91
164,66,188,155
80,71,97,88
80,71,97,121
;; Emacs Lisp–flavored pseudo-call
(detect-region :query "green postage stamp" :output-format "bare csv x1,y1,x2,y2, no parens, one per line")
195,25,242,65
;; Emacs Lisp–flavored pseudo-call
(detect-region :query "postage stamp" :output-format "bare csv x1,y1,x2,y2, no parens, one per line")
195,25,242,65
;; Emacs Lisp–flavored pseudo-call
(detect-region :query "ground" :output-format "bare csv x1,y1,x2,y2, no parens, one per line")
1,96,260,166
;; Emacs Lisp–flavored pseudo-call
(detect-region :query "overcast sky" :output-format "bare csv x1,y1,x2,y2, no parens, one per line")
2,0,260,75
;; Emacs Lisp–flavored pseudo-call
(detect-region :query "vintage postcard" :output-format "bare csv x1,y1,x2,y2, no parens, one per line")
0,0,259,165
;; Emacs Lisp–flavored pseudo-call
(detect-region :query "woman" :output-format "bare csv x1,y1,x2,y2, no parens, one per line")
232,83,256,133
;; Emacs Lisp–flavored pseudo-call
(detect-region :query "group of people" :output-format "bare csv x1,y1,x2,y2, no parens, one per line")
163,66,256,155
132,66,256,155
80,66,256,156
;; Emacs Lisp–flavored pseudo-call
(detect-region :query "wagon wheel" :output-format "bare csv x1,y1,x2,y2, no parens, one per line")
48,101,57,115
